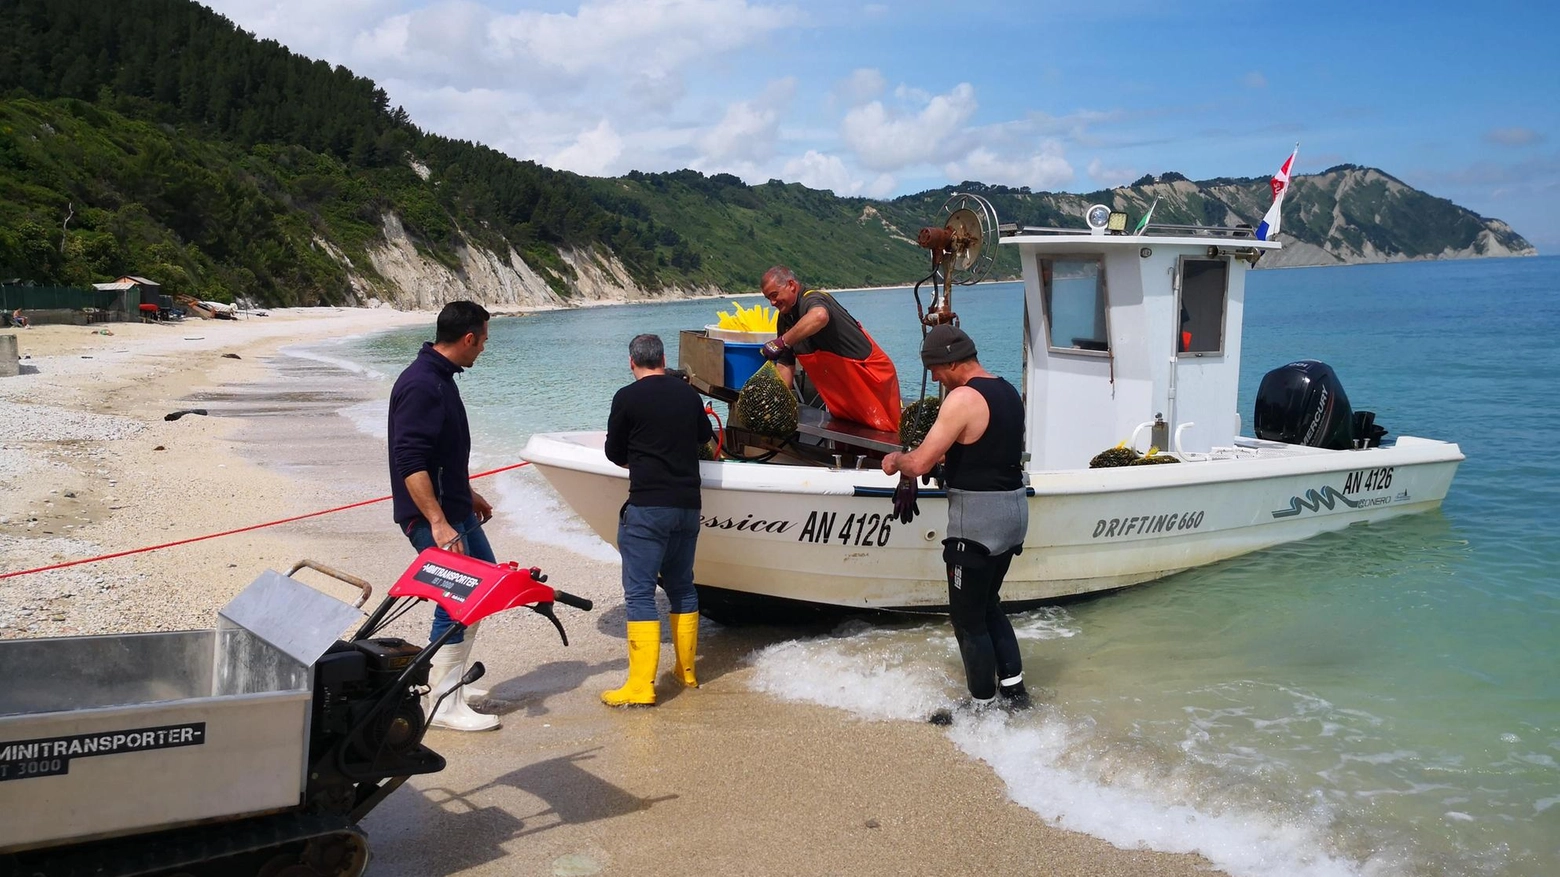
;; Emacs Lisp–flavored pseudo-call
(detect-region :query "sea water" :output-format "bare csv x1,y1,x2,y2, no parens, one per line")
326,257,1560,877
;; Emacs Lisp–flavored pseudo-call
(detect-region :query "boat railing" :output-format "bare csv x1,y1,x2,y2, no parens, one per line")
999,223,1257,239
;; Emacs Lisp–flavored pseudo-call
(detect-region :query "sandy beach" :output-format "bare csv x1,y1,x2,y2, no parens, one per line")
0,312,1226,877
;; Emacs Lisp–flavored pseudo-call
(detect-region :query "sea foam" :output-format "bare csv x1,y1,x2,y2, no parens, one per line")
746,620,1401,877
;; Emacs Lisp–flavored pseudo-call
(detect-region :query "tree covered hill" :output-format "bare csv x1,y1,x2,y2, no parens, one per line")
0,0,1535,308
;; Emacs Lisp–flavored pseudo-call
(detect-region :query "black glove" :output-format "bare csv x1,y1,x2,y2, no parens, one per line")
761,336,792,362
891,473,919,524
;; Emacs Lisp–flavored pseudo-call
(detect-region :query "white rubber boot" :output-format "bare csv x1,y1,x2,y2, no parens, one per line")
460,622,489,704
424,636,500,732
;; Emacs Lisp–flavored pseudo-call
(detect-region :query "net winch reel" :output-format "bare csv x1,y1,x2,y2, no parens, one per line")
915,192,999,328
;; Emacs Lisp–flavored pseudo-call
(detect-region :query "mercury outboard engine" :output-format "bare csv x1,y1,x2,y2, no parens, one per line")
1254,360,1384,450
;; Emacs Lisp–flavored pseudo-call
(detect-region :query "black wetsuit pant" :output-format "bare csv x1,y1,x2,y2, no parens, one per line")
945,538,1023,701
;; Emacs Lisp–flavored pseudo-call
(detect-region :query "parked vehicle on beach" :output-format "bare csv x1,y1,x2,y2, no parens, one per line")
522,181,1463,622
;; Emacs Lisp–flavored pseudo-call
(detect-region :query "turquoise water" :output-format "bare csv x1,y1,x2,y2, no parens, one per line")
333,257,1560,877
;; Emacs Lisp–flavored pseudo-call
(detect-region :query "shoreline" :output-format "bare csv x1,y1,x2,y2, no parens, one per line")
0,311,1225,877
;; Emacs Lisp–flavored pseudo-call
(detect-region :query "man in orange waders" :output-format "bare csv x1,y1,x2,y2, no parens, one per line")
758,265,901,433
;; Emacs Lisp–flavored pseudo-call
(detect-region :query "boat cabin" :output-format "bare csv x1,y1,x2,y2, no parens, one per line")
1005,215,1281,470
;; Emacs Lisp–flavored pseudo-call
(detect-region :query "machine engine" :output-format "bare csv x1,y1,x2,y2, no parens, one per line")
1254,360,1386,450
305,637,435,814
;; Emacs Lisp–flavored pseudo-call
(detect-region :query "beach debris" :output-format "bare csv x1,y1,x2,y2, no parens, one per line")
864,819,881,829
899,395,941,447
1088,442,1142,468
163,409,209,421
735,362,798,437
221,353,241,359
153,446,165,451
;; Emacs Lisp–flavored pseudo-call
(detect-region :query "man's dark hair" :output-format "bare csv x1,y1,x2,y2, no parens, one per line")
435,301,490,344
629,333,665,369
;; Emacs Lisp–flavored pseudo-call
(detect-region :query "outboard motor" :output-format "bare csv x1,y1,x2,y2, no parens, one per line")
1254,360,1359,450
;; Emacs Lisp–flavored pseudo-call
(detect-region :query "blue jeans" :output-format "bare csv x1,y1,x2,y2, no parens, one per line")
617,505,700,622
404,512,495,645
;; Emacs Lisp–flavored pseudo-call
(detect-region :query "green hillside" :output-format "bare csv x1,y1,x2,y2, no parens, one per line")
0,0,1535,307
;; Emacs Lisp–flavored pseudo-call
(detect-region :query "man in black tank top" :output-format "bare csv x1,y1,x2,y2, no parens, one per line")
881,325,1030,711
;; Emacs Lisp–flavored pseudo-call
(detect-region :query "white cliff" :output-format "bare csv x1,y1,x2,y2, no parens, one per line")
339,213,724,312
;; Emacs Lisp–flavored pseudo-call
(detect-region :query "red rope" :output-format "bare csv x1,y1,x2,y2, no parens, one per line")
0,462,532,581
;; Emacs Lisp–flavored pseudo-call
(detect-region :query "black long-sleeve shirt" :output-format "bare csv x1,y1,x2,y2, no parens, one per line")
605,374,714,509
388,343,472,525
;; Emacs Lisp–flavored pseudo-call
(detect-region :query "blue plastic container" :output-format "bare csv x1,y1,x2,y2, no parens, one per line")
723,342,766,389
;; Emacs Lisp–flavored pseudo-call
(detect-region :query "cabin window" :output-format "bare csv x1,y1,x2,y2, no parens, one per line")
1040,257,1109,354
1177,258,1228,356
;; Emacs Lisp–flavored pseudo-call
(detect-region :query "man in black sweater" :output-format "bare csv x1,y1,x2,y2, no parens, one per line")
388,300,501,732
601,333,715,706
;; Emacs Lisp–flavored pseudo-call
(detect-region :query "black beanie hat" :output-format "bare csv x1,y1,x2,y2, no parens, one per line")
921,324,978,366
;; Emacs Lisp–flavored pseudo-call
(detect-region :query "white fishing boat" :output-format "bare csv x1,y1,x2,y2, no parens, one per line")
522,182,1463,621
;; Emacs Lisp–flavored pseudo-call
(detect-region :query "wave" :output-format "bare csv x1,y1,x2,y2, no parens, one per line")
746,620,1409,877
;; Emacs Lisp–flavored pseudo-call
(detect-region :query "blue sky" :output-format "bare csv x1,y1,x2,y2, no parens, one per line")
204,0,1558,250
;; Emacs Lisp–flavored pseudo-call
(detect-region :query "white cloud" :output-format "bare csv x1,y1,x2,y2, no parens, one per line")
782,151,895,197
842,83,978,172
1484,127,1544,147
199,1,1169,203
1087,157,1138,188
697,79,797,165
501,0,802,77
946,143,1074,191
206,0,809,177
206,0,396,58
1242,71,1267,89
218,0,802,97
549,119,625,176
838,68,887,106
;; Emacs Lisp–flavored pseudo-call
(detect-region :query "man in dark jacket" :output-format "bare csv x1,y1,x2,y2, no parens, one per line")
388,300,500,732
600,333,715,706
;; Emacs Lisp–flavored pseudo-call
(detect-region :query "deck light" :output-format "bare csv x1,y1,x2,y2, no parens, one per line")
1086,204,1111,234
1107,211,1129,232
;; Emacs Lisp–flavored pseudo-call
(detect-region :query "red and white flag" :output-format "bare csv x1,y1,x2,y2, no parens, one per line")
1256,145,1298,241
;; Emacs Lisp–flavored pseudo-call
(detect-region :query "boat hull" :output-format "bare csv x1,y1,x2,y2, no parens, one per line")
522,432,1462,613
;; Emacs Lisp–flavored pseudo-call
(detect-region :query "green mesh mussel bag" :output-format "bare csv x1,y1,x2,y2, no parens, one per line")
899,396,941,447
735,362,799,437
1130,451,1181,465
1088,446,1142,468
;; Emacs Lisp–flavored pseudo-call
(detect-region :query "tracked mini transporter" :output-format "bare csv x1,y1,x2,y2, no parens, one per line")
0,551,592,877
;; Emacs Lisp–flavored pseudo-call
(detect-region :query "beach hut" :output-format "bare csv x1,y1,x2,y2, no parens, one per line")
93,276,162,313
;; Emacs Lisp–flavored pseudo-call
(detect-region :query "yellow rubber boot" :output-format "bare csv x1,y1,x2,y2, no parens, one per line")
671,612,699,688
601,620,660,706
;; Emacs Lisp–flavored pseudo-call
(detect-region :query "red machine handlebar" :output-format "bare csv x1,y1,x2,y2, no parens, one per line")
390,548,571,626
